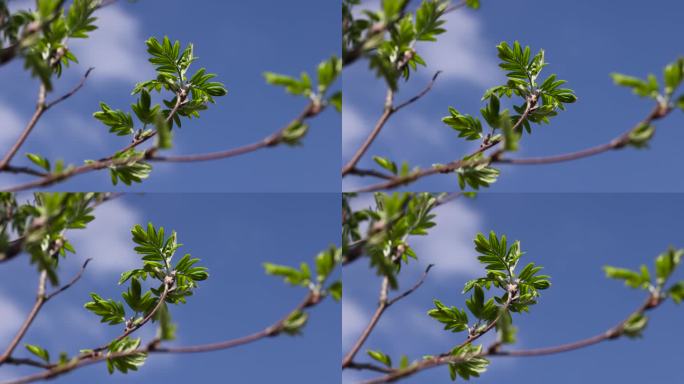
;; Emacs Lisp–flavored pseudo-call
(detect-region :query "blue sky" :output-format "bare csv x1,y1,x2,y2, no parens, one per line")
343,193,684,383
343,0,684,192
0,0,340,192
0,193,341,383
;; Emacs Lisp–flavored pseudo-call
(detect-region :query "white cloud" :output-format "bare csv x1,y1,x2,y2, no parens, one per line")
411,200,483,279
343,103,369,158
343,297,368,351
69,5,153,85
419,11,502,88
69,199,140,276
0,102,24,152
0,292,24,345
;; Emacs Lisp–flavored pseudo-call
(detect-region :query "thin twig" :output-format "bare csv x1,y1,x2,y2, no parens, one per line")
360,293,662,383
342,277,390,368
0,272,47,365
387,264,434,306
44,68,94,110
2,291,322,384
0,86,47,170
2,102,322,192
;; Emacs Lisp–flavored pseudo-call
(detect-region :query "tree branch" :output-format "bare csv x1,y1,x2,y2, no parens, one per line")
1,291,324,384
359,292,663,384
1,101,324,192
349,102,673,192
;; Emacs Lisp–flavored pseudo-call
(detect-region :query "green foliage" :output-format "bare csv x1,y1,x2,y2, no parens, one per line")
26,153,51,172
442,108,483,141
86,223,208,366
84,293,126,325
622,313,648,339
0,193,101,284
106,337,147,375
93,103,134,136
456,158,500,191
3,0,99,89
611,57,684,110
344,0,449,89
263,246,341,305
25,344,50,363
282,310,308,335
264,56,341,116
281,121,309,146
627,123,655,149
448,344,489,381
368,349,392,367
107,150,152,186
428,299,469,332
343,193,439,289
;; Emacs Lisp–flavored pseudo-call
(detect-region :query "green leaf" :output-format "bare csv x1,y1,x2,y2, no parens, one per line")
611,72,660,99
669,282,684,304
25,344,50,363
428,299,469,332
281,121,309,146
84,293,126,325
264,72,312,96
106,337,147,374
282,310,308,335
317,56,341,93
93,103,134,136
443,107,482,141
604,266,650,289
367,350,392,367
627,123,655,148
154,113,172,150
328,281,342,301
622,313,648,338
26,153,50,171
654,247,683,286
373,156,398,174
263,262,311,287
457,162,500,190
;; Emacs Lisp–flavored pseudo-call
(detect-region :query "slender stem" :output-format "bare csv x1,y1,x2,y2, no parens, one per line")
0,272,47,365
92,282,170,353
360,294,661,384
342,89,395,176
2,102,321,192
2,291,321,384
342,277,390,368
0,86,46,170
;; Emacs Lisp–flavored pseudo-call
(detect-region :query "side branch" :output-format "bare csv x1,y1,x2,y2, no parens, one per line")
1,291,323,384
360,293,662,384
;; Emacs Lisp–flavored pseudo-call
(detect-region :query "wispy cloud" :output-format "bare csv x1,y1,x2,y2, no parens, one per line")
419,11,502,88
343,297,368,351
70,4,153,85
69,198,141,276
0,291,24,345
411,200,483,279
0,101,24,152
343,103,369,158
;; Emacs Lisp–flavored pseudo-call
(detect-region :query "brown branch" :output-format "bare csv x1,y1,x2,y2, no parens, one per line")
2,102,323,192
0,68,93,172
149,102,319,163
350,101,673,192
387,264,434,306
343,264,434,370
361,293,662,384
45,258,92,301
92,281,170,353
0,271,47,366
3,291,323,384
342,89,395,176
342,72,442,177
44,68,94,110
0,259,92,366
342,277,390,368
0,86,47,170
